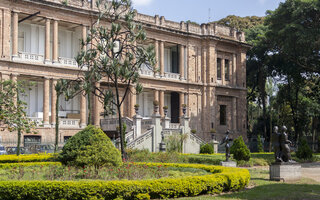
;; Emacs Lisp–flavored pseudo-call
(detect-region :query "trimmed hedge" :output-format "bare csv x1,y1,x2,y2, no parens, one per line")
0,154,55,163
0,162,61,169
0,163,249,200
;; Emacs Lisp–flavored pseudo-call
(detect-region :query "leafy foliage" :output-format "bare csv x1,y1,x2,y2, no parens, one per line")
200,144,214,154
215,15,264,31
230,136,251,161
76,0,155,159
165,133,188,153
0,80,37,155
0,163,249,200
296,138,313,160
257,135,264,153
59,125,122,168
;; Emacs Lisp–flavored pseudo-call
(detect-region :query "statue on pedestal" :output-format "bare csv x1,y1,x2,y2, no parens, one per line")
272,125,295,163
220,130,233,161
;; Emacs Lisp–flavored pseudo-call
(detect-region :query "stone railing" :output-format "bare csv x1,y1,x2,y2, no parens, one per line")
164,72,180,80
169,123,180,129
29,117,43,126
139,68,154,77
59,118,80,128
16,52,44,63
141,118,153,130
100,117,133,131
162,128,182,136
58,57,78,67
41,0,245,42
190,134,205,145
127,129,153,149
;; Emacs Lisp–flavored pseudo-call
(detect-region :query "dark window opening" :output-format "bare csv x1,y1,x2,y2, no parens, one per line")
217,58,222,80
64,136,72,143
171,46,179,73
211,122,214,129
220,105,226,125
225,59,230,81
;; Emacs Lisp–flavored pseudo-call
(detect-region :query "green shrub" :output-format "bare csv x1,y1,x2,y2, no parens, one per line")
230,136,250,161
296,138,313,160
0,154,54,163
318,136,320,153
257,135,264,152
165,133,187,153
0,163,250,200
59,125,122,168
0,162,61,169
200,143,214,154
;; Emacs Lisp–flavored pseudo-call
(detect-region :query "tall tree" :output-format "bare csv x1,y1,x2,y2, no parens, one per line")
0,80,36,155
76,0,155,159
215,15,265,31
265,0,320,74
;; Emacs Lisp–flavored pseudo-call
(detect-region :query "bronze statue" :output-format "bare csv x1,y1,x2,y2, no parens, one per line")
280,126,293,162
272,125,294,163
220,130,233,161
272,126,282,162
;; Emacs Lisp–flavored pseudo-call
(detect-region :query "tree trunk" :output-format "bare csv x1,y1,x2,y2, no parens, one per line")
269,110,272,152
115,86,126,160
55,95,60,153
87,92,92,125
16,129,21,156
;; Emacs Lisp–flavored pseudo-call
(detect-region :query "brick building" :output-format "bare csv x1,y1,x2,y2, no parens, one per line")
0,0,249,148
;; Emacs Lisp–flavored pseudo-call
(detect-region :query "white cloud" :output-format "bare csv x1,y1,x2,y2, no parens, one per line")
132,0,153,6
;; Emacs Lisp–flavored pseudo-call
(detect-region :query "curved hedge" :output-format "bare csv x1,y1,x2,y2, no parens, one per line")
0,154,54,163
0,162,61,169
0,163,249,200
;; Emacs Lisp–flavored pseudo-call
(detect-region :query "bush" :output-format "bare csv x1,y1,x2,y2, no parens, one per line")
0,154,54,163
318,136,320,153
257,135,264,152
200,144,214,154
230,136,250,161
59,125,122,168
296,138,313,160
0,163,250,200
0,162,61,169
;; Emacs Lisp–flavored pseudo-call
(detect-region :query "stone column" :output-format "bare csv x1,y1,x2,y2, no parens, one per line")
179,92,185,117
221,58,225,85
51,79,57,126
93,82,100,126
159,41,164,76
233,54,237,86
159,90,164,117
45,18,51,63
152,111,162,152
179,45,185,80
12,11,19,58
52,20,59,63
133,114,142,138
232,97,237,131
129,86,136,118
82,25,87,51
43,77,50,127
154,40,159,74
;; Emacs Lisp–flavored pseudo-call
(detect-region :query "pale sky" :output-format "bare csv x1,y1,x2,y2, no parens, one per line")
132,0,285,24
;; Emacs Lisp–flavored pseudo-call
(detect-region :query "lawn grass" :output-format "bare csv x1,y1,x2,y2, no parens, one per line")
178,168,320,200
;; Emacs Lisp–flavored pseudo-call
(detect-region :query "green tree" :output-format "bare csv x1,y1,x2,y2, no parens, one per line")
230,136,251,161
265,0,320,74
59,125,122,169
0,80,36,155
257,135,264,152
76,0,155,159
215,15,265,31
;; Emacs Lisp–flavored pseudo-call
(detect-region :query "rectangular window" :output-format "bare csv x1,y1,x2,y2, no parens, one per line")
217,58,222,80
220,105,226,125
225,59,230,81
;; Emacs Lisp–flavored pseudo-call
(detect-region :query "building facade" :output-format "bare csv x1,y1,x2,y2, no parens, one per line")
0,0,249,148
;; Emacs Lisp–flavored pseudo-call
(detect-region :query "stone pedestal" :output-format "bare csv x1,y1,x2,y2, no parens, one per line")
269,163,301,181
220,161,237,167
212,140,219,154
